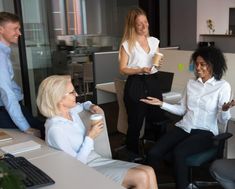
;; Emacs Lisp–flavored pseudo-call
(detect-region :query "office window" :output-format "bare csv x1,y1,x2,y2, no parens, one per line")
51,0,84,35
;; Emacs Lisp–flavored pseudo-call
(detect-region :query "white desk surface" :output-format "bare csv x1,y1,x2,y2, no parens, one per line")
0,129,124,189
0,129,59,160
96,82,116,93
96,82,182,104
31,152,124,189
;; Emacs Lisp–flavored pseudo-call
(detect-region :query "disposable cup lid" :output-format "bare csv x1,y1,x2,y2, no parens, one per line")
90,114,103,121
156,52,164,56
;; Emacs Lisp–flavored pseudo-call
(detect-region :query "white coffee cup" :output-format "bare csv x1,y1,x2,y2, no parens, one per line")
90,114,103,127
152,52,164,67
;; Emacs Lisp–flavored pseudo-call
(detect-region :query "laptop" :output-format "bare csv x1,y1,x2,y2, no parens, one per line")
156,71,174,93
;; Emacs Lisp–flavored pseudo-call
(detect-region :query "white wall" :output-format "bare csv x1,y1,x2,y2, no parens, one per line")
197,0,235,40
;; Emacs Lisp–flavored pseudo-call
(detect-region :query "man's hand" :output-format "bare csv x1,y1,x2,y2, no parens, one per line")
25,128,41,138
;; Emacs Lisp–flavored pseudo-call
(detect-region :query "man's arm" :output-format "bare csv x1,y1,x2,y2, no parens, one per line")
0,55,30,131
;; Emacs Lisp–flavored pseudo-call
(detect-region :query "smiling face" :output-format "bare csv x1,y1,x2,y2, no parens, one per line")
135,15,149,36
0,21,21,46
195,56,213,82
59,81,78,110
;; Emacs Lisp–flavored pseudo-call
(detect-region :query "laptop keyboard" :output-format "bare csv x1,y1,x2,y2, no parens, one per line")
1,156,55,189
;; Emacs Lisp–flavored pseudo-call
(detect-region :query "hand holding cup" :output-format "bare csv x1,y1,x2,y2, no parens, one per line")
152,52,164,68
88,114,104,139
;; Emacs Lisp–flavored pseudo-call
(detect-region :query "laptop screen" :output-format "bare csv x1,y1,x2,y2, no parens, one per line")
157,71,174,93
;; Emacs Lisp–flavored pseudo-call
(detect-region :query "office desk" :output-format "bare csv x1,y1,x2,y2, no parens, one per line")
0,129,59,160
0,129,124,189
31,152,123,189
96,82,182,105
96,82,116,104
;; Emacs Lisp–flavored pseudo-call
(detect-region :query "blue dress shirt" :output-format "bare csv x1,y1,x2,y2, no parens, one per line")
0,42,30,131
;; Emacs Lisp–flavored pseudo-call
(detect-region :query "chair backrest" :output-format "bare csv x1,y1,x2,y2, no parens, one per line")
227,119,235,158
51,50,71,75
83,62,93,83
114,78,145,137
79,110,112,159
217,121,231,158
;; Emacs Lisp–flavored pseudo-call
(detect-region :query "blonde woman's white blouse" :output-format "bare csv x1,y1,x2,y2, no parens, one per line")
122,37,159,74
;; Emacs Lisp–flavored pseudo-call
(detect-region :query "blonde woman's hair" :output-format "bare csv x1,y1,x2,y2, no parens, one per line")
36,75,71,118
119,7,149,53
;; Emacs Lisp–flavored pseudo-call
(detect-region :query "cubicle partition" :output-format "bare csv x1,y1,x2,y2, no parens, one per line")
93,51,126,104
93,49,235,115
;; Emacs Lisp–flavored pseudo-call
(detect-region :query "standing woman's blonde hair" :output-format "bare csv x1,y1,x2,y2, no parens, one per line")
120,7,149,53
36,75,71,118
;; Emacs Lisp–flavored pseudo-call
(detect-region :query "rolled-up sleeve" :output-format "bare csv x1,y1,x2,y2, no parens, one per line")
217,82,231,125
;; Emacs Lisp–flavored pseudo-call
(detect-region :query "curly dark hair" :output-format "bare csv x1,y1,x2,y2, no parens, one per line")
191,46,227,80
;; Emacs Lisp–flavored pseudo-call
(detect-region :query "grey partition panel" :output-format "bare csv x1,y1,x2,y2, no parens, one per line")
93,51,126,103
93,51,126,84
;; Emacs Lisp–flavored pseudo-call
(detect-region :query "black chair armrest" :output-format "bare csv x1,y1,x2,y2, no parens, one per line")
213,132,233,141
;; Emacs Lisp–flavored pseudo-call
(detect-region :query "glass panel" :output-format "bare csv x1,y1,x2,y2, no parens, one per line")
51,0,83,35
66,0,82,35
0,0,23,92
21,0,52,116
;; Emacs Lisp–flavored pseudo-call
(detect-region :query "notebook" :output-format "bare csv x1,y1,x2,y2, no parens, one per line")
0,131,13,142
0,140,41,155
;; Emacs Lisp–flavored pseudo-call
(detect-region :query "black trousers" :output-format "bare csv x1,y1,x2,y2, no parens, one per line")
147,126,214,189
0,103,45,139
124,73,165,154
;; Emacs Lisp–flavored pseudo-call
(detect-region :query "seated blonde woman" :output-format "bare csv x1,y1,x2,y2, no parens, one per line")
36,75,158,189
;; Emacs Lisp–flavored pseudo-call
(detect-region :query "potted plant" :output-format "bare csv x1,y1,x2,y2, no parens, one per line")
0,162,25,189
206,19,215,34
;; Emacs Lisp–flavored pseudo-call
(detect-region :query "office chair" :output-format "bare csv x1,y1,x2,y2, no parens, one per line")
186,121,233,189
51,50,71,75
70,63,83,93
83,61,94,100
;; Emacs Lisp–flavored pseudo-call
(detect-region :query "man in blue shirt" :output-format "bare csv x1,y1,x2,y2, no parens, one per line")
0,12,44,138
